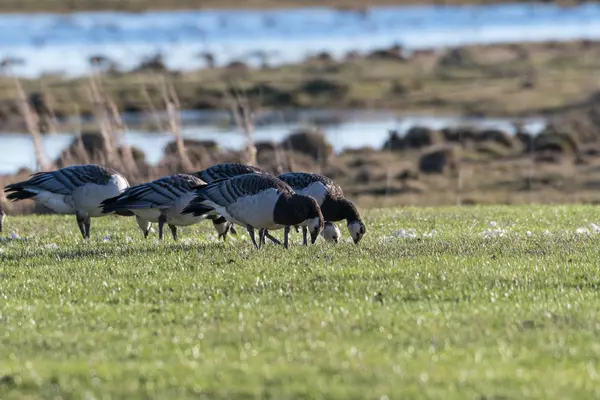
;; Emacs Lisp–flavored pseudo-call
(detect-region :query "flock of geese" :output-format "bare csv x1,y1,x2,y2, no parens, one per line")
3,163,366,248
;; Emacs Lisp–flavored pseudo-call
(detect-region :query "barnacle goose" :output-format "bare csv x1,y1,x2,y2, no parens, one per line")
193,162,270,239
100,173,226,240
183,173,324,249
4,164,131,239
278,172,366,244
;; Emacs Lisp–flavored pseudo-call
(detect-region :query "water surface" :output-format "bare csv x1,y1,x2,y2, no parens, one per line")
0,113,545,174
1,3,600,77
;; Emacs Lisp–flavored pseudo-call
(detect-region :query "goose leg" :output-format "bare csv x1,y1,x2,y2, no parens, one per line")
158,215,167,241
84,216,91,239
284,226,291,249
259,228,267,249
302,226,308,246
230,224,238,235
76,213,88,239
169,224,178,241
265,231,281,245
246,225,259,249
293,225,300,233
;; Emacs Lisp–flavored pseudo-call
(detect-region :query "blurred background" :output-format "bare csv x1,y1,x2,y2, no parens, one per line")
2,0,600,214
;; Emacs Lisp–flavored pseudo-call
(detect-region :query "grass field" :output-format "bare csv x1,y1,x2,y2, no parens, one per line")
1,205,600,398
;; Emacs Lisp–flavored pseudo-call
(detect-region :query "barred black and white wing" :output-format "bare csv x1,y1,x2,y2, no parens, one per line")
278,172,342,204
183,174,292,217
101,174,204,212
193,163,267,183
5,164,123,200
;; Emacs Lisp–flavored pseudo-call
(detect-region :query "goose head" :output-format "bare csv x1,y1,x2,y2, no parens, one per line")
321,221,341,243
347,219,366,244
287,194,324,244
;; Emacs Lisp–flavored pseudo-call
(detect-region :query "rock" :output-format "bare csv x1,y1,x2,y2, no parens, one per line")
257,149,316,174
255,141,278,153
418,145,459,174
441,126,479,144
55,132,106,167
516,131,534,152
437,47,476,68
298,78,349,99
403,126,445,149
382,130,404,151
480,129,515,148
532,127,579,155
281,129,333,164
162,139,226,170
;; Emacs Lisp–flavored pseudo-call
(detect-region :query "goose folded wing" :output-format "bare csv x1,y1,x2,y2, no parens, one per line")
102,177,190,212
5,170,76,199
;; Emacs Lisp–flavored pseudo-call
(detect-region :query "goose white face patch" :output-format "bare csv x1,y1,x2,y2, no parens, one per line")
321,222,341,243
213,220,231,236
304,217,322,235
348,220,365,244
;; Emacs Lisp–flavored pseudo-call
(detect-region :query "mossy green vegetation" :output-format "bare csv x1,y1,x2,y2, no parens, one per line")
1,205,600,398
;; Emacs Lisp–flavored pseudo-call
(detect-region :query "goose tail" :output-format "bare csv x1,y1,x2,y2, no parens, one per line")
4,182,38,202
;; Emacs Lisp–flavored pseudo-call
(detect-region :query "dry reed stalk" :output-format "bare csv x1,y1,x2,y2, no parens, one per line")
106,94,138,176
86,72,138,176
40,84,58,134
160,76,192,172
140,84,166,132
12,77,49,171
86,76,115,160
224,81,257,166
72,104,91,165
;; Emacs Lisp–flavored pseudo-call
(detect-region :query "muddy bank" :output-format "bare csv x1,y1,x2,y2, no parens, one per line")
1,40,599,132
5,115,600,215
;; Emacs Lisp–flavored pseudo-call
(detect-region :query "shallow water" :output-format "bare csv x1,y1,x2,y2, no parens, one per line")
0,113,545,174
2,3,600,77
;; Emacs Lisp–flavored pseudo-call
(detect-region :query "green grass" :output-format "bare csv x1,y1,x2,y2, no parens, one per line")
2,205,600,399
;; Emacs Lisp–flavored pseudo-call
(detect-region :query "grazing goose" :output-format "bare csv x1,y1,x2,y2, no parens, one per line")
182,174,324,249
278,172,366,244
193,162,270,238
100,173,226,240
4,164,130,239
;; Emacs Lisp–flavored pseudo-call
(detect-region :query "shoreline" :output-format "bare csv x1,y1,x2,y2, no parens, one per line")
0,0,571,14
0,39,597,131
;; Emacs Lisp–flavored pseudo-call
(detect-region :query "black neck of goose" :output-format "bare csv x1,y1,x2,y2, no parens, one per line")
273,194,304,226
321,197,360,223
